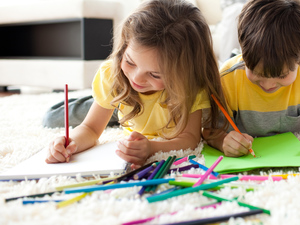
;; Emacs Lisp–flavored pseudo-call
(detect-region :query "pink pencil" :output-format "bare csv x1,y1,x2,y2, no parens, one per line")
64,84,69,147
193,156,223,187
182,174,282,181
122,202,221,225
173,156,188,166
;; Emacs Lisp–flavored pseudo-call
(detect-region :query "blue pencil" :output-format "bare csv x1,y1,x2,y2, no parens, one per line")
64,178,175,194
189,159,219,177
22,199,63,205
146,176,239,203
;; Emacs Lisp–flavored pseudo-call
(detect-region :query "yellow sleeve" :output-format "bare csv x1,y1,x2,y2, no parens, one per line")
191,89,211,112
92,60,116,109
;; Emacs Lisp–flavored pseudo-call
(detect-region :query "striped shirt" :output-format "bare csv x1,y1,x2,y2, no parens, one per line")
220,55,300,137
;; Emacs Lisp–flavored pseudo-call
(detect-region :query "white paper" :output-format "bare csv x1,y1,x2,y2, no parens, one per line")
0,142,129,180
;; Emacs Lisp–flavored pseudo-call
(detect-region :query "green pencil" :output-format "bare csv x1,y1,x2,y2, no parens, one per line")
202,191,271,215
168,180,195,187
147,176,239,203
145,156,172,192
148,155,177,193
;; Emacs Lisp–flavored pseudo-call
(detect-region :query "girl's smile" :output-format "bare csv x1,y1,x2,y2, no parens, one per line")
121,41,165,95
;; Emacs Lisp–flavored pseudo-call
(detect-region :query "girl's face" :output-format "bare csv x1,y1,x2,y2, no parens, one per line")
121,41,165,95
245,64,298,93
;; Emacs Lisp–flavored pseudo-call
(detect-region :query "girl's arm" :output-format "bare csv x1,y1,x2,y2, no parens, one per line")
46,102,114,163
116,109,202,168
150,109,202,153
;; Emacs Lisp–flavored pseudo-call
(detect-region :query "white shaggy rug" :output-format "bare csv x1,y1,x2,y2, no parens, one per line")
1,89,300,225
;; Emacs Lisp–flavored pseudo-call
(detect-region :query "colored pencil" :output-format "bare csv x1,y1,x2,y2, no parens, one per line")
5,191,62,202
114,161,157,183
55,177,117,191
148,186,183,198
148,156,177,192
146,176,239,203
64,84,69,148
193,156,223,187
122,201,221,225
272,174,300,179
137,160,165,197
168,164,199,173
22,199,63,205
202,191,271,215
64,178,175,194
189,159,219,177
173,155,196,166
133,163,156,180
182,174,282,181
169,180,195,187
166,209,264,225
211,94,256,157
145,156,172,192
57,193,89,208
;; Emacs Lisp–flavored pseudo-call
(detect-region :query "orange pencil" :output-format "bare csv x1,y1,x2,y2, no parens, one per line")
211,94,256,157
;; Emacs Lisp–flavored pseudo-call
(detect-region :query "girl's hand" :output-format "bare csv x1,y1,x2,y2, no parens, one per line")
222,131,253,157
116,131,152,169
45,136,77,163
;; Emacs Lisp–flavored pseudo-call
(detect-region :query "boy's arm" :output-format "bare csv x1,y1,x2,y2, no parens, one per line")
202,128,227,152
202,128,253,157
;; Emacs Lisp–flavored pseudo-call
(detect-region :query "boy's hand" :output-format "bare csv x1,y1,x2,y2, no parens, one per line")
45,136,77,163
116,131,152,169
222,131,253,157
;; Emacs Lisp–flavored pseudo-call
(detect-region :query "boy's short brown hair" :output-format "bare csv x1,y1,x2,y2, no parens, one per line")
238,0,300,77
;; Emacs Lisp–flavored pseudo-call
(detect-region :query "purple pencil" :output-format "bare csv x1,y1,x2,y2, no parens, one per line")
134,163,157,180
168,164,199,173
136,160,165,197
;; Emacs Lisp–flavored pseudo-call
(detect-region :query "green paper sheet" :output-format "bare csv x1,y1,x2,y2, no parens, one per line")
202,132,300,173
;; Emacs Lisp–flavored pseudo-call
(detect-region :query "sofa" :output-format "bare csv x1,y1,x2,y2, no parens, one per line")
0,0,240,91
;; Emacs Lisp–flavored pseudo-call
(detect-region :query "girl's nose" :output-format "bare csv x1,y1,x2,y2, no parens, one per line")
132,70,145,83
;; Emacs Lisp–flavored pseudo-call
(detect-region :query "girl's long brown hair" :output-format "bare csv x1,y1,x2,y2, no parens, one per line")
109,0,227,138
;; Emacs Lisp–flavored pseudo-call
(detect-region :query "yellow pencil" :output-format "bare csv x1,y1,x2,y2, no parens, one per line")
55,176,117,191
272,174,300,179
211,94,256,157
56,193,89,208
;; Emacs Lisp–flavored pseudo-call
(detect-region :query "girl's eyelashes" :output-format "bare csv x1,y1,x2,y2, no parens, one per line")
126,60,135,66
150,73,161,79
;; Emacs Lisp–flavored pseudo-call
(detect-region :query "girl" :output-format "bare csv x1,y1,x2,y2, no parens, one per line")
46,0,227,169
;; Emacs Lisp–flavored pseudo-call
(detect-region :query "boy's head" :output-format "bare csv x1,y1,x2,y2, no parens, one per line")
238,0,300,78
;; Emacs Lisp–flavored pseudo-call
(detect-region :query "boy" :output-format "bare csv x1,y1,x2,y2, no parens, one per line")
203,0,300,157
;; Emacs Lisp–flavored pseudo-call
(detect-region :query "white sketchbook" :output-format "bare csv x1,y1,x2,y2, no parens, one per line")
0,142,129,181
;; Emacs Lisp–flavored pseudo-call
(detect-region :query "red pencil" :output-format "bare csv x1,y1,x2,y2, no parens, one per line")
211,94,256,157
64,84,69,147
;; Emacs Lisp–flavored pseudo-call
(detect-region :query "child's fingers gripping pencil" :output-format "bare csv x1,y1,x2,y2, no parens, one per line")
211,94,256,157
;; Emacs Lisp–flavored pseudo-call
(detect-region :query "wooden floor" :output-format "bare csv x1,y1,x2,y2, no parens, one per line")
0,87,20,97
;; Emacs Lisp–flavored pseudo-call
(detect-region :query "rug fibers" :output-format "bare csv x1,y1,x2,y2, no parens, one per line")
0,90,300,225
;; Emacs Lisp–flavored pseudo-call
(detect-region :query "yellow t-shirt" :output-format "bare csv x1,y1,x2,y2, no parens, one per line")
92,60,210,138
220,54,300,136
